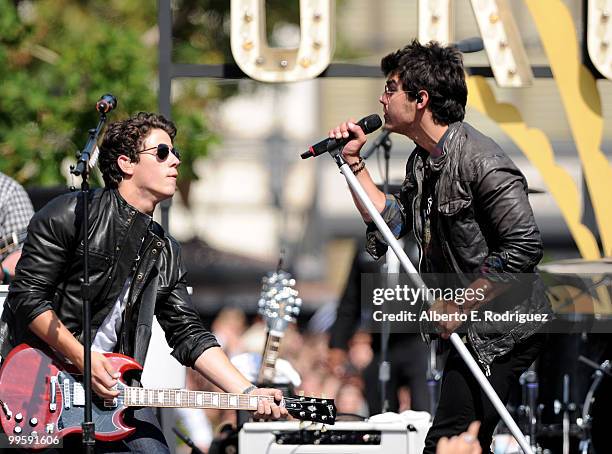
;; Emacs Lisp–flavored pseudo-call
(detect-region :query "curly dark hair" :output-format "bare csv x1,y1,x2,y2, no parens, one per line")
380,40,467,125
98,112,177,188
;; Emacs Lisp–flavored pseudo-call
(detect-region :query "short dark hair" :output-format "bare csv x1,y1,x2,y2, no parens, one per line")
381,40,467,125
98,112,177,188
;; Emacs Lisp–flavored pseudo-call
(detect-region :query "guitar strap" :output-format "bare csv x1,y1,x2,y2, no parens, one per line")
132,261,160,368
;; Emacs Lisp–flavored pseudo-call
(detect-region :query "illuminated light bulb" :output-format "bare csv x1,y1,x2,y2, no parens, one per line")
489,13,499,24
300,57,312,68
242,40,254,51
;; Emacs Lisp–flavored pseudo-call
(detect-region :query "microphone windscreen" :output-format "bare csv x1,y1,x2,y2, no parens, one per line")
358,114,383,134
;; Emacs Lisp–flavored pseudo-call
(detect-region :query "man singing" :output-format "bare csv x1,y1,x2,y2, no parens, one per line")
328,40,548,453
1,112,286,452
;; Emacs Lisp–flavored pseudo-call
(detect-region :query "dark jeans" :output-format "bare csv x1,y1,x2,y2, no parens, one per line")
423,334,545,454
6,408,170,454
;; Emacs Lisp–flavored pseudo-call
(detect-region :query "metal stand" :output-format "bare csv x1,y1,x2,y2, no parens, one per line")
368,131,394,413
70,95,116,453
578,356,611,454
519,367,540,452
426,340,442,419
327,147,535,454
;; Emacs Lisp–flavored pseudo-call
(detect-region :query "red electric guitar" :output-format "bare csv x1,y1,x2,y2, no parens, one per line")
0,344,336,449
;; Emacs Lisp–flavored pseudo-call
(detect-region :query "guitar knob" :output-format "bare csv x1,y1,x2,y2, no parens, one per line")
13,426,22,434
14,413,23,422
30,417,38,426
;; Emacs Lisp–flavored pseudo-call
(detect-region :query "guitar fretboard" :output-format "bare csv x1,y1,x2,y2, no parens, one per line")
257,333,283,383
123,388,275,410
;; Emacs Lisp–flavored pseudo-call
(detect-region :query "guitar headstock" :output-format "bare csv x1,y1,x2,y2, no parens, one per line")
257,270,302,333
284,396,337,425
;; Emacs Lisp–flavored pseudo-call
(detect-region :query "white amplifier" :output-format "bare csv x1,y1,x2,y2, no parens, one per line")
239,411,431,454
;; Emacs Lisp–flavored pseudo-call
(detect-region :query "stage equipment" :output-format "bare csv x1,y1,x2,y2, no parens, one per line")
68,93,117,454
239,411,431,454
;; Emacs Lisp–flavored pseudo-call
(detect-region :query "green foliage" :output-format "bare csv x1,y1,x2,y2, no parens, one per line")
0,0,353,187
0,0,216,187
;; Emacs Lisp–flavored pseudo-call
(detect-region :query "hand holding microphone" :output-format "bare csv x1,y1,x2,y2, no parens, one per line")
301,114,382,160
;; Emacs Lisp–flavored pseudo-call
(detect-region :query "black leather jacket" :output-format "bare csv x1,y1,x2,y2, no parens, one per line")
2,188,219,367
367,122,550,367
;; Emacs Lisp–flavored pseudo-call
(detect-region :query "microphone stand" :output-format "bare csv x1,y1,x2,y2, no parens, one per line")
70,102,114,454
325,146,535,454
363,131,394,413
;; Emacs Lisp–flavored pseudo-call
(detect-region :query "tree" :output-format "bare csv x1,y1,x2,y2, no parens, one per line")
0,0,216,188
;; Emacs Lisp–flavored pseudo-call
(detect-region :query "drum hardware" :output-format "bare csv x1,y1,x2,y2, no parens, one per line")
550,374,577,454
518,369,540,453
535,356,610,454
576,356,611,454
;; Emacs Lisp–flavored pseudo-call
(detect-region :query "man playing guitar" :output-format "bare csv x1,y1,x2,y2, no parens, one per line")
0,112,287,452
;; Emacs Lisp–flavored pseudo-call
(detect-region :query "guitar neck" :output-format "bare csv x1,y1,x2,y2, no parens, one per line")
257,331,284,384
123,387,276,410
0,231,27,255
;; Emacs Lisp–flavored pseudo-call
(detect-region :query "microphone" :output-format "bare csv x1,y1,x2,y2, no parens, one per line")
452,37,484,53
96,94,118,114
301,114,382,159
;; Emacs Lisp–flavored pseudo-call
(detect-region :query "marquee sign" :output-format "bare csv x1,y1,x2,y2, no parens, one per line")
227,0,612,259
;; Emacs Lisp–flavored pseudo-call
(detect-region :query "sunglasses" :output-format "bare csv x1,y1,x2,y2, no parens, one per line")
138,143,180,161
